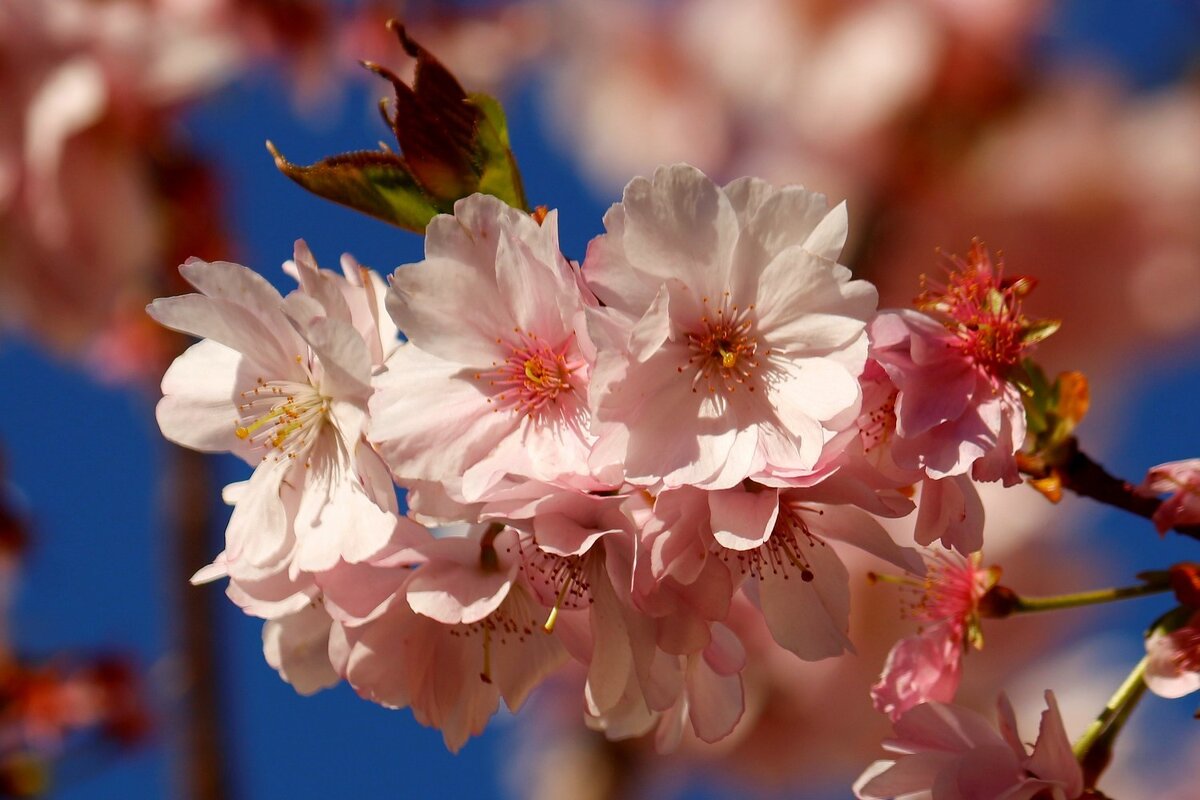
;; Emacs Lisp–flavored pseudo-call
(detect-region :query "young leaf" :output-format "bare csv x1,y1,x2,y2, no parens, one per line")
268,144,445,231
268,20,529,232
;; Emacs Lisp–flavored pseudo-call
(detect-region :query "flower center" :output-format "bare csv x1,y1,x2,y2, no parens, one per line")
477,332,584,421
918,241,1055,379
681,295,760,394
234,378,327,462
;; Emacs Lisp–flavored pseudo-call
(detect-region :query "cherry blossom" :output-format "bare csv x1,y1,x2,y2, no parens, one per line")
370,194,600,503
871,551,999,721
148,244,400,617
855,691,1083,800
869,243,1053,488
643,477,921,661
584,164,876,489
0,0,239,353
850,359,986,553
335,526,567,752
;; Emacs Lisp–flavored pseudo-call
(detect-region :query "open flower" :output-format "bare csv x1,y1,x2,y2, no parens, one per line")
148,243,399,614
370,193,599,502
583,164,876,489
855,691,1083,800
851,359,985,553
869,243,1054,488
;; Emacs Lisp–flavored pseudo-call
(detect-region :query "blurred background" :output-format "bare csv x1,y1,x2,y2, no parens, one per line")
0,0,1198,797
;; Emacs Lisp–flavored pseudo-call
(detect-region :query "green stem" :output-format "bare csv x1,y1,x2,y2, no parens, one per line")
1011,583,1171,614
1072,656,1149,787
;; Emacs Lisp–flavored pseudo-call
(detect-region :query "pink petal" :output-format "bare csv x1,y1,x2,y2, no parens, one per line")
1025,691,1083,796
755,538,853,660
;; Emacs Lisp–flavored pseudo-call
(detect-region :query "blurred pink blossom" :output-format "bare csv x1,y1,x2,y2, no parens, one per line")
1137,459,1200,534
1145,610,1200,699
855,690,1083,800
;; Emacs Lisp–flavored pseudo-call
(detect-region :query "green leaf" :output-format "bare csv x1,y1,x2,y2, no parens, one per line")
268,143,447,232
468,93,528,211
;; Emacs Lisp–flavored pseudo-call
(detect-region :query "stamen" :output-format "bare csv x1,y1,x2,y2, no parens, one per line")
480,625,493,684
720,501,823,582
684,297,760,395
234,379,328,460
543,578,573,633
476,331,584,422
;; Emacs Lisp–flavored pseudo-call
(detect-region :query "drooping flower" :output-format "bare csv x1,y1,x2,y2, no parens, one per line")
1145,610,1200,699
335,526,567,752
869,242,1055,487
855,691,1083,800
583,164,876,490
646,477,922,661
370,194,600,503
1137,459,1200,534
871,551,999,720
148,243,400,616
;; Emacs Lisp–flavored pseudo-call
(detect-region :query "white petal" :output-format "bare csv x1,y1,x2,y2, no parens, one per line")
263,603,339,695
157,339,247,456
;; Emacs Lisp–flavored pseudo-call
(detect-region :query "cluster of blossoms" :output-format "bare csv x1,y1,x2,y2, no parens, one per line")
150,164,1055,758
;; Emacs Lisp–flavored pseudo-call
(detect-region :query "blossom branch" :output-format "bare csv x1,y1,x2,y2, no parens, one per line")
1072,656,1149,790
1019,437,1200,541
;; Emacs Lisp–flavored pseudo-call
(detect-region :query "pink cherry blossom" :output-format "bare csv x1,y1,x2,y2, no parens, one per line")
370,193,600,503
335,526,567,752
645,477,921,661
871,551,999,720
0,0,239,353
584,622,747,752
855,691,1083,800
851,359,985,553
1145,610,1200,699
148,244,401,615
454,483,700,732
1137,459,1200,534
869,243,1057,490
584,164,876,490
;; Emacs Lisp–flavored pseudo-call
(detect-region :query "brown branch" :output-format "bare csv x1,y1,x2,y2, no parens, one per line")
165,446,234,800
1024,438,1200,541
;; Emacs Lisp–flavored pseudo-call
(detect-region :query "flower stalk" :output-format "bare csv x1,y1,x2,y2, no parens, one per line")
1072,656,1149,788
980,580,1173,618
